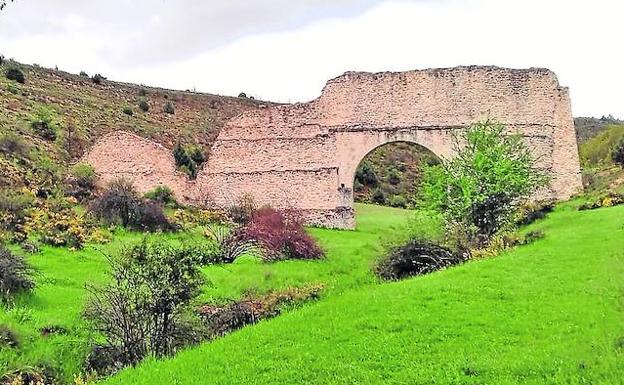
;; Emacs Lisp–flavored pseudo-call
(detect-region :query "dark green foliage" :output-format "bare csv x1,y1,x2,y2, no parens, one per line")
375,239,464,281
137,99,150,112
84,241,205,368
90,178,173,231
122,106,133,116
238,92,247,98
388,195,407,208
91,73,106,84
355,162,378,187
144,185,176,206
173,143,206,179
30,106,58,141
420,120,547,246
0,324,19,348
79,70,89,77
163,101,175,114
0,132,30,158
612,139,624,167
515,200,555,226
0,245,35,301
371,188,385,204
65,163,96,202
5,66,25,83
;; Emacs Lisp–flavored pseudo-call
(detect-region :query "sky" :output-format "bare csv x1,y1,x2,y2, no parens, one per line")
0,0,622,118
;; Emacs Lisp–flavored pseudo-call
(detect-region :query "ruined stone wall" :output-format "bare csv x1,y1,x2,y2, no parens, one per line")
84,66,583,229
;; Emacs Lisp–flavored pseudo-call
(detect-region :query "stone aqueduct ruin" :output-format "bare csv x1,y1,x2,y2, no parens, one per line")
85,66,583,229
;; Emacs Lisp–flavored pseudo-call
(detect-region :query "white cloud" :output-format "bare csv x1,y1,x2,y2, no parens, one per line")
0,0,622,117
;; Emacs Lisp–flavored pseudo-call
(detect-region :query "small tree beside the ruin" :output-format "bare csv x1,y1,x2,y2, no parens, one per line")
420,120,547,247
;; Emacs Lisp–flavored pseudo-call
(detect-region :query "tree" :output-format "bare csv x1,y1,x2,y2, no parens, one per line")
84,241,205,367
420,120,547,246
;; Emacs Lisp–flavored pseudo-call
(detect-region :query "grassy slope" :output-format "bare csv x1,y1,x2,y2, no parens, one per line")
0,204,413,382
105,204,624,385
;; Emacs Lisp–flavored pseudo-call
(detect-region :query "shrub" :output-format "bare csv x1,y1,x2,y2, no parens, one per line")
122,106,133,116
420,120,547,247
144,185,176,206
371,188,386,204
30,106,58,141
138,99,149,112
0,245,35,301
235,207,324,261
65,163,96,202
91,73,106,84
5,66,25,83
0,189,33,240
580,124,624,166
171,208,225,230
90,178,141,228
515,200,555,226
173,143,206,179
203,225,256,264
138,87,148,97
355,162,378,187
612,138,624,167
27,197,91,249
375,239,464,281
578,191,624,211
388,195,407,208
226,194,256,226
84,241,205,367
0,324,19,348
198,285,323,338
90,178,173,231
163,101,175,114
79,70,89,77
0,132,30,158
238,92,247,98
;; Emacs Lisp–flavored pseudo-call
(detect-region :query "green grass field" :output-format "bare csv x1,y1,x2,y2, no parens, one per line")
2,203,624,384
102,203,624,385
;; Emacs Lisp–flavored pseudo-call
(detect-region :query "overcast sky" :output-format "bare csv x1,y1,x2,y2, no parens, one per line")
0,0,622,117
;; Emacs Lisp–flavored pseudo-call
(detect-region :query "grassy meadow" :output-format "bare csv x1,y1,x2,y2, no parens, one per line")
104,202,624,385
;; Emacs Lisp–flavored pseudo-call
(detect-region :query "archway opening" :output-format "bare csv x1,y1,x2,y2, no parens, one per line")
353,141,441,209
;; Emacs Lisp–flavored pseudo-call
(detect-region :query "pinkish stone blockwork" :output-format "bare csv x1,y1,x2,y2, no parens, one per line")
84,66,583,229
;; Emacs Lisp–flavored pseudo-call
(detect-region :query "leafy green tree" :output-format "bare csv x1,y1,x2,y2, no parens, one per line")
420,120,547,246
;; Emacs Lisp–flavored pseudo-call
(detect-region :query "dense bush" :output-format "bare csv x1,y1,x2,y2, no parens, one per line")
90,178,173,232
144,185,176,206
171,208,225,230
65,163,97,202
375,239,465,281
420,120,547,247
371,188,386,204
198,285,323,338
0,245,35,301
173,143,206,179
612,139,624,167
27,196,91,249
138,99,149,112
84,241,205,368
0,324,19,348
91,73,106,84
388,195,408,208
226,194,256,226
0,132,30,158
30,106,58,141
79,70,89,77
355,162,378,187
122,106,133,116
235,207,324,261
203,225,256,264
163,101,175,114
0,189,33,241
515,200,555,226
5,66,25,83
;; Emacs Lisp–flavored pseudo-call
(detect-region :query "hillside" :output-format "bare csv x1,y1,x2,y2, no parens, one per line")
104,203,624,385
0,60,267,160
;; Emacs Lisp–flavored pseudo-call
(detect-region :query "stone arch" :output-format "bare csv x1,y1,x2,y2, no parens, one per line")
341,134,444,209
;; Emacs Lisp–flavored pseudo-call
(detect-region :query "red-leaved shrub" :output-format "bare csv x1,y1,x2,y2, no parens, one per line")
235,208,323,261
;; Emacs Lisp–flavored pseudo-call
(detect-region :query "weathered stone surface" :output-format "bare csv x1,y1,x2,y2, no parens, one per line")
84,66,583,229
